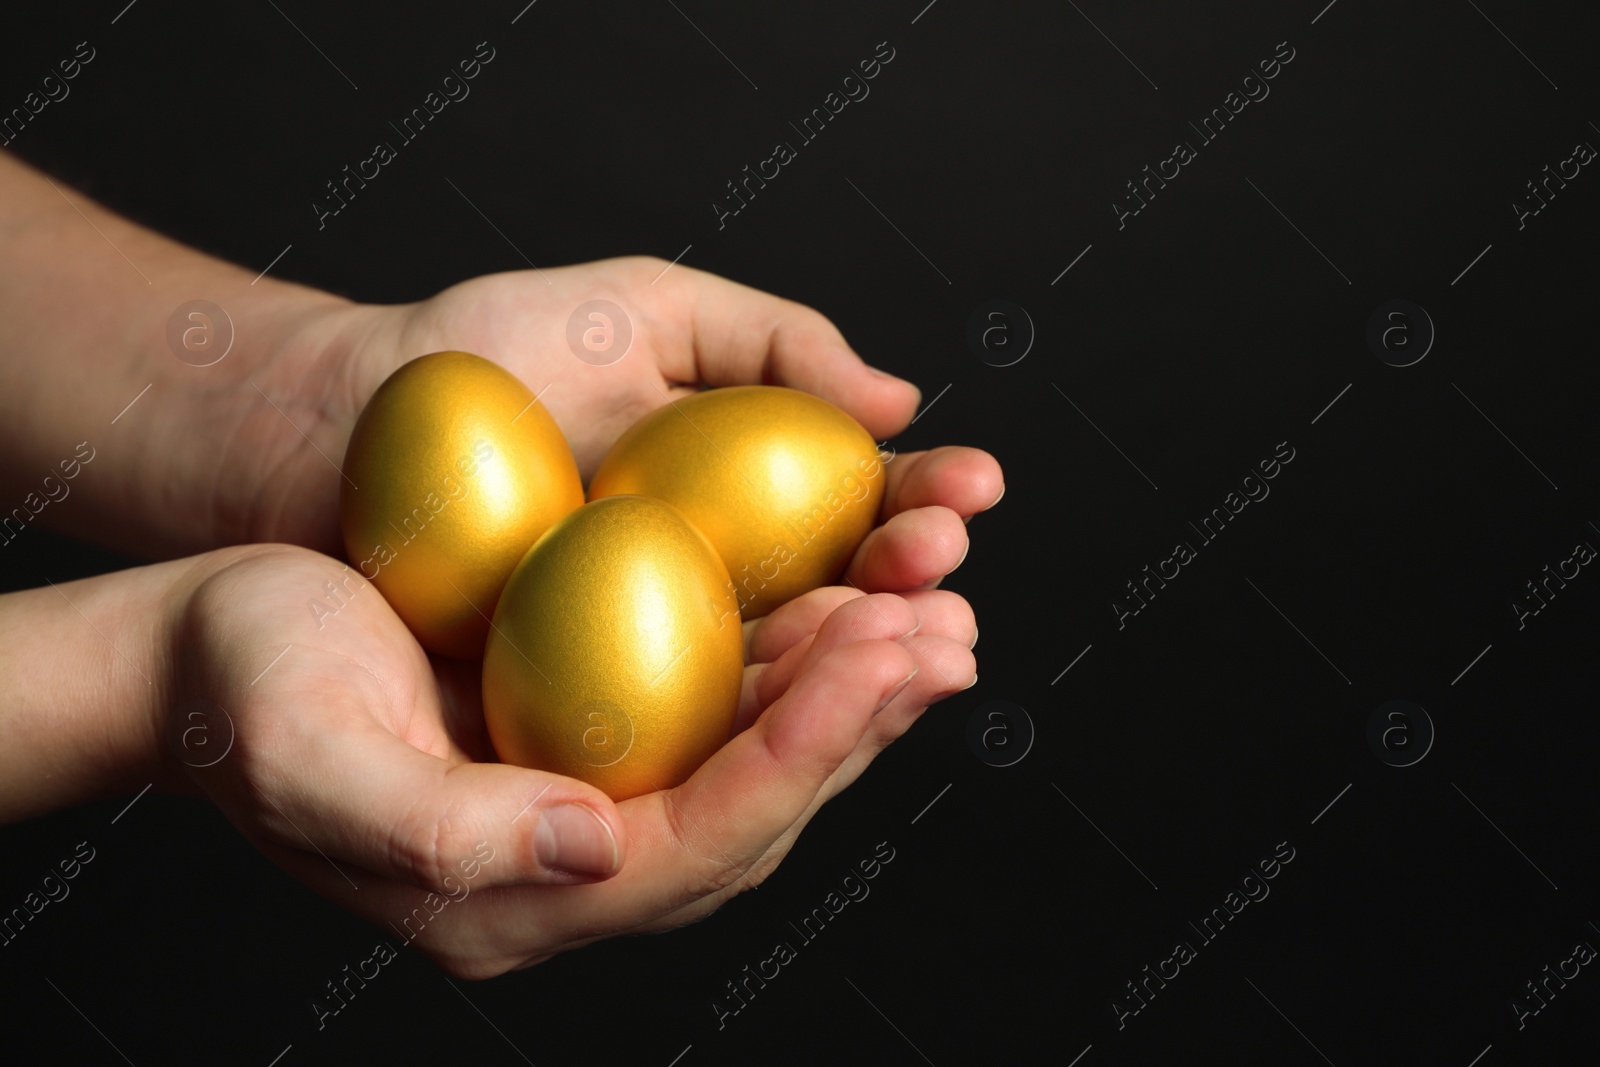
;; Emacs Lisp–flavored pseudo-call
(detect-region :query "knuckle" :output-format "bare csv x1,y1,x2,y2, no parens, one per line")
661,799,750,900
623,254,672,280
390,804,472,894
679,861,751,908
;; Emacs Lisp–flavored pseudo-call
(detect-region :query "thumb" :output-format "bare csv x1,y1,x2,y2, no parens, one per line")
664,264,922,439
247,722,625,892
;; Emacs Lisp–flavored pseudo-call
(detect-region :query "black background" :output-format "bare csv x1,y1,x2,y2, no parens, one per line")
3,1,1599,1064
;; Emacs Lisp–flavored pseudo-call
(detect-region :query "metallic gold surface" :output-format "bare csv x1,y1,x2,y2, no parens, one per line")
339,351,584,659
481,496,743,800
587,385,886,618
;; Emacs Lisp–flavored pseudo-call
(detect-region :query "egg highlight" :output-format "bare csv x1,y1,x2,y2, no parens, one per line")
481,495,744,800
587,385,886,618
339,351,584,658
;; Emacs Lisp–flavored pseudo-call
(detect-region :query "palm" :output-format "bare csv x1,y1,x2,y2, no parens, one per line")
182,545,473,777
389,259,709,478
176,544,977,977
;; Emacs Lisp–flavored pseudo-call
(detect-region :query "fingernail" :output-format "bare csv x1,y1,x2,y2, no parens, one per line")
964,673,978,690
988,484,1006,509
878,666,919,712
535,805,619,877
969,627,978,650
898,619,922,643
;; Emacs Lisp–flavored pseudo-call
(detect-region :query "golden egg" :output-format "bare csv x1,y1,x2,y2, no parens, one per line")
481,495,743,799
339,351,584,659
587,385,886,618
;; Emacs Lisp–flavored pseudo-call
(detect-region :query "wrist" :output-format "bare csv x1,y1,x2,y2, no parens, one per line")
0,548,259,822
0,155,403,560
197,295,398,555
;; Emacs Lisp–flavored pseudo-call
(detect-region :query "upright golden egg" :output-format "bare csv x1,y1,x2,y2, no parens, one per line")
587,385,886,618
339,351,584,658
481,495,743,800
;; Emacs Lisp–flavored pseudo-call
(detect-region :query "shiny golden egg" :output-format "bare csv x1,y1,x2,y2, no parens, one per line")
339,351,584,659
481,495,744,800
586,386,886,618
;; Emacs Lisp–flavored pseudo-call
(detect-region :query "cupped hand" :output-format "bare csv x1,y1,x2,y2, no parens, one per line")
244,257,1003,593
169,545,975,977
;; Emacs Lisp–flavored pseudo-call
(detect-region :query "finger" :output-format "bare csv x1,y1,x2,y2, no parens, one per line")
627,633,976,936
733,636,813,736
762,632,975,852
752,592,919,712
776,631,975,813
247,715,626,893
753,590,971,711
745,586,974,670
864,633,976,729
654,264,921,440
744,585,865,664
842,505,969,592
881,447,1006,521
455,636,920,947
894,589,978,649
650,638,917,888
760,604,972,747
742,588,966,729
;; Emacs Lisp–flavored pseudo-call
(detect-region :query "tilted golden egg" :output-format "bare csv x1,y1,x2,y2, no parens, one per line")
587,385,886,618
339,351,584,658
481,495,744,800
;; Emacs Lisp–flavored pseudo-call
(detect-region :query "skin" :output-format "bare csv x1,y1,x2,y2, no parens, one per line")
0,151,1003,978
